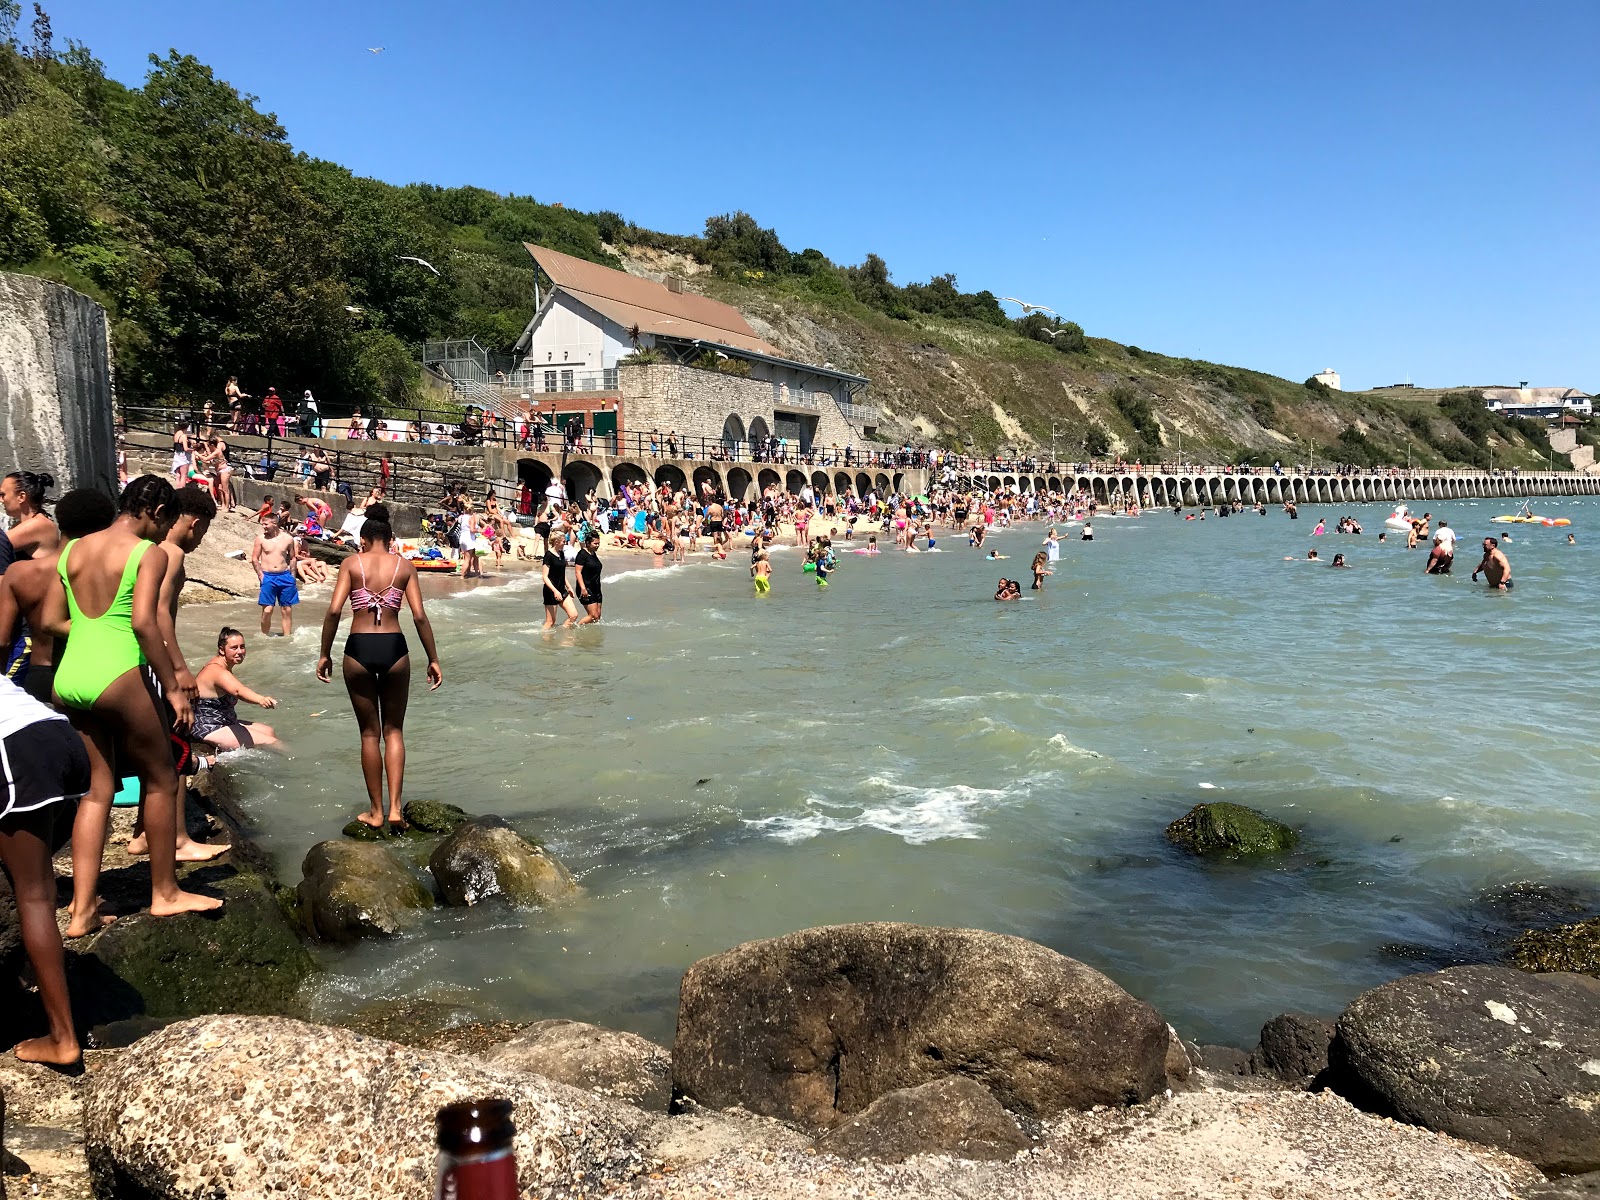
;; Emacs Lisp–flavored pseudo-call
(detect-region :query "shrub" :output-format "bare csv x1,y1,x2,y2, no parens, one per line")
1085,424,1111,458
1109,383,1161,445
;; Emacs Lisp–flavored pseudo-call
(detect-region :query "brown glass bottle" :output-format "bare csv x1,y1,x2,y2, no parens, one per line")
435,1098,517,1200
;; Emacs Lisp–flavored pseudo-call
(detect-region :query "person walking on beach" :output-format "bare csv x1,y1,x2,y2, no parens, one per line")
541,530,580,629
43,475,221,935
251,510,299,636
1471,537,1512,590
574,531,604,624
316,504,442,831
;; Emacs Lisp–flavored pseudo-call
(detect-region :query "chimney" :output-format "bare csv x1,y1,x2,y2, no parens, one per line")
666,276,685,294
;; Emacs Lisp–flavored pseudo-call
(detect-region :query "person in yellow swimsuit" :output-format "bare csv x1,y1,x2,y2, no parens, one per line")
751,551,771,595
44,475,222,935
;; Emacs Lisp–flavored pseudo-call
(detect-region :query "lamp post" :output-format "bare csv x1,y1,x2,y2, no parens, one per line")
1051,421,1067,468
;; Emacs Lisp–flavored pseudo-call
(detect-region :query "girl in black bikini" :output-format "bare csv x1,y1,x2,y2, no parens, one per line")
316,505,442,831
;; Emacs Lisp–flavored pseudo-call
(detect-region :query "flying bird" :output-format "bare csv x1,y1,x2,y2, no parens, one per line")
368,47,385,54
344,305,365,314
397,255,440,275
1000,296,1056,316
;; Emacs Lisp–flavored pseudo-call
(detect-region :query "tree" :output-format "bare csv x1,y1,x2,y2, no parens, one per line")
703,210,787,277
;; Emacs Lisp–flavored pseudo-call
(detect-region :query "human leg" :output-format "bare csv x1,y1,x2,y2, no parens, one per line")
99,669,222,917
375,659,412,823
560,593,581,627
0,805,79,1063
64,715,116,937
342,657,386,826
260,604,274,636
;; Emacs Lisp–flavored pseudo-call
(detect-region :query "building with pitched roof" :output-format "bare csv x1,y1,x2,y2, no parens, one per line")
513,245,879,452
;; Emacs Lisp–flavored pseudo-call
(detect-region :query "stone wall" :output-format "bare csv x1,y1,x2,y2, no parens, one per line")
620,362,864,452
0,272,116,493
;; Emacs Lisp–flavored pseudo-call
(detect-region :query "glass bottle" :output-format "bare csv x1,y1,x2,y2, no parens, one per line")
435,1098,517,1200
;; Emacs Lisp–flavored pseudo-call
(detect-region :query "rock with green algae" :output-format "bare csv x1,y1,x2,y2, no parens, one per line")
77,866,316,1023
1512,917,1600,977
296,840,435,943
1165,802,1299,857
403,799,471,834
429,817,578,908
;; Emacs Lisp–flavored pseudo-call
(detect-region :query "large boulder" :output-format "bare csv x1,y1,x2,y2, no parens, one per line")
815,1076,1030,1162
1165,802,1298,857
428,817,577,908
1513,917,1600,978
82,1015,656,1200
1524,1173,1600,1199
1332,964,1600,1173
672,923,1169,1131
488,1019,672,1112
295,840,434,943
403,799,471,834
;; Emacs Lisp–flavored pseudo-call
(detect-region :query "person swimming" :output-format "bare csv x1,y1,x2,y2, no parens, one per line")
1330,553,1349,568
994,577,1021,601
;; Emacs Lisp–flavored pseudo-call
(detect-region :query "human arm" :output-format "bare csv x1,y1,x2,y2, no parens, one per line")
155,552,198,700
402,566,442,690
206,664,276,709
316,560,353,682
132,547,189,729
249,535,264,579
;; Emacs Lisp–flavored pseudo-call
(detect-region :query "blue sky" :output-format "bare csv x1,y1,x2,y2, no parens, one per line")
51,0,1599,392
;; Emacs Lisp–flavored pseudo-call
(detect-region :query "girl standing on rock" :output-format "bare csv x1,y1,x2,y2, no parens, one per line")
316,504,442,832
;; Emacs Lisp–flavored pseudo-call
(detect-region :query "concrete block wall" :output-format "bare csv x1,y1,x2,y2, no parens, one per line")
619,362,868,450
0,273,117,493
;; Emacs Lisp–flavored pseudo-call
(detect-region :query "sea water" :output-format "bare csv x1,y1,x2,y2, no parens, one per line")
197,498,1600,1045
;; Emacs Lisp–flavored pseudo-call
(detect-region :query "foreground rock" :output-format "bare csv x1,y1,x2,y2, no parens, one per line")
428,817,577,907
83,1015,656,1200
403,799,471,834
1249,1012,1334,1081
1165,802,1299,857
488,1019,672,1112
1513,917,1600,978
673,923,1169,1131
295,840,434,942
632,1089,1540,1200
1333,964,1600,1173
815,1076,1030,1162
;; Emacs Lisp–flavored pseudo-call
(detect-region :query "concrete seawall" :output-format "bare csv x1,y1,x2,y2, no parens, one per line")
0,272,117,492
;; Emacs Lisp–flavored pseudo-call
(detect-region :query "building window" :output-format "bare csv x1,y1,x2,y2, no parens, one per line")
603,368,618,389
560,369,574,392
543,370,557,392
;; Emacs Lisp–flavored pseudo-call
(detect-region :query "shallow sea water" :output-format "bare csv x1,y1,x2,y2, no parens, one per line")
193,497,1600,1045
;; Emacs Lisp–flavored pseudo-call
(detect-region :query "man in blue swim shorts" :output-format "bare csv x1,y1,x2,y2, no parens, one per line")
250,510,300,636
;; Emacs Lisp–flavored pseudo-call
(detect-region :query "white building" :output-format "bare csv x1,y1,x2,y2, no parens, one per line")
1481,386,1592,419
1312,367,1341,390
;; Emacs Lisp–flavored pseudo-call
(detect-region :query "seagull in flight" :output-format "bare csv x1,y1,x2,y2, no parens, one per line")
368,47,385,54
397,255,440,275
1000,296,1056,316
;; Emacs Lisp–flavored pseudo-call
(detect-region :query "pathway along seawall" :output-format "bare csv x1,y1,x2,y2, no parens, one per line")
0,272,117,493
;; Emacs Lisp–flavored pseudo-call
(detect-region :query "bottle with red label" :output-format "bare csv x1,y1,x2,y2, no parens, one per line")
435,1098,517,1200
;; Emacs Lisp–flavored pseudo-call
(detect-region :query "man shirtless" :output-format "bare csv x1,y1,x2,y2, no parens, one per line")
704,498,726,558
0,489,117,705
1471,537,1513,590
129,485,228,861
251,512,299,636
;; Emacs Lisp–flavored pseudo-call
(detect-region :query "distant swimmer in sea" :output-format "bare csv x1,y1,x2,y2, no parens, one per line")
1377,532,1388,543
751,550,771,595
1080,522,1094,541
986,550,1008,560
1330,553,1349,568
1425,519,1456,575
1568,532,1576,544
1312,519,1325,536
994,577,1021,601
1307,549,1320,561
1471,537,1512,590
1030,551,1053,590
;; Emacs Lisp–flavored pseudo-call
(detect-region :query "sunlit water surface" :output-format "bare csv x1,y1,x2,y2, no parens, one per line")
189,497,1600,1045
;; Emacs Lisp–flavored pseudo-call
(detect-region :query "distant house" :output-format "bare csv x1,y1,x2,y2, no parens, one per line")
512,245,878,449
1311,368,1341,390
1481,386,1592,420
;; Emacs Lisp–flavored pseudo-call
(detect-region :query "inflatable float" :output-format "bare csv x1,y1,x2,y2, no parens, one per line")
410,557,460,572
1384,504,1414,532
1491,513,1570,526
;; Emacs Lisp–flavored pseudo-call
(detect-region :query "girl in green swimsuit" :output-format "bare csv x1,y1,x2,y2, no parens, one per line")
44,475,222,935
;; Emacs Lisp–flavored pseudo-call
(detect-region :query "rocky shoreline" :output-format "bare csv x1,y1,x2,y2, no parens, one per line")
3,796,1598,1198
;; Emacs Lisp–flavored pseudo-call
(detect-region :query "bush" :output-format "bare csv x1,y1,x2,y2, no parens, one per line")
1085,424,1111,458
1304,376,1331,394
1109,383,1161,445
1248,394,1277,428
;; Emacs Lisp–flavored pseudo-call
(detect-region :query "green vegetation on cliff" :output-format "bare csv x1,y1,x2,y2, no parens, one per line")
0,6,1567,467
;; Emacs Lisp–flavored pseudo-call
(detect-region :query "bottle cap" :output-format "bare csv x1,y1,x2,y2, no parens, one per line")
436,1098,516,1156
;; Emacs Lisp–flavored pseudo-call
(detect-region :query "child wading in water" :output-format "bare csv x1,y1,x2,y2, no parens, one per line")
751,550,771,596
1030,551,1053,590
44,475,223,935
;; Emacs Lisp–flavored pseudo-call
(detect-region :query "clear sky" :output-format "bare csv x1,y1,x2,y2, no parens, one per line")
50,0,1599,392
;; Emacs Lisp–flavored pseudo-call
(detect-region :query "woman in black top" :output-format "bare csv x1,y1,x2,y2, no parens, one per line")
574,531,603,625
540,531,580,630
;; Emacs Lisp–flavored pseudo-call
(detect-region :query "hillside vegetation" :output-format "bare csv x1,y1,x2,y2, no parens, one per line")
0,7,1567,470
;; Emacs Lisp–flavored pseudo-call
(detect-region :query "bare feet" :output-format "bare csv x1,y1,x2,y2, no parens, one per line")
355,812,386,829
149,889,224,918
65,904,117,939
12,1033,82,1068
174,840,231,862
126,833,149,856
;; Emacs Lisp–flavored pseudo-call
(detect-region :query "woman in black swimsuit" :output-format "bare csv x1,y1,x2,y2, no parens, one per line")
316,505,443,830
